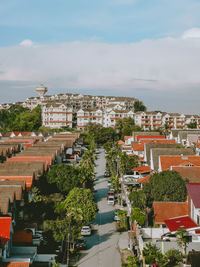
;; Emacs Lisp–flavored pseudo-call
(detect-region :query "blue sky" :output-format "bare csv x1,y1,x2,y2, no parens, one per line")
1,0,200,113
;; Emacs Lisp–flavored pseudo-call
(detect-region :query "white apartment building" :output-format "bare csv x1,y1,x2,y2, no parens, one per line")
42,103,73,129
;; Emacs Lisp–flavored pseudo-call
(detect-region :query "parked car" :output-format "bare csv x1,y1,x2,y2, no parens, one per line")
81,226,91,236
104,171,110,177
95,149,100,154
161,233,177,241
107,196,115,205
71,238,87,250
107,191,114,200
107,180,111,187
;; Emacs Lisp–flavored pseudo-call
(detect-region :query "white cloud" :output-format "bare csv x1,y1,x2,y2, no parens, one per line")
181,28,200,39
1,29,200,112
19,39,34,47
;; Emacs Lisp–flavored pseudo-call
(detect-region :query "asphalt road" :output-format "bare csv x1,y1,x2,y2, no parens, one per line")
77,149,121,267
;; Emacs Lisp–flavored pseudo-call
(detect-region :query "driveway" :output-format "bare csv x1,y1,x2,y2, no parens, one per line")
77,149,121,267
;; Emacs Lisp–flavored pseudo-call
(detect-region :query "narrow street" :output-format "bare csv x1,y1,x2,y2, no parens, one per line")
77,148,121,267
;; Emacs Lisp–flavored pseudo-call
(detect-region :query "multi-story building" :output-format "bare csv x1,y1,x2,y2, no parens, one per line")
42,103,73,129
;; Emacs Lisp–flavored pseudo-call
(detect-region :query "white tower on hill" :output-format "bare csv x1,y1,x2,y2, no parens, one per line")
36,84,48,98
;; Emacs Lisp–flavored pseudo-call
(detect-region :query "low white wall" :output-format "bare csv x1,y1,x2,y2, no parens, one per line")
141,228,169,239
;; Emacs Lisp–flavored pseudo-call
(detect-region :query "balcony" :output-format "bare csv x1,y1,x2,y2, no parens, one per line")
142,118,150,121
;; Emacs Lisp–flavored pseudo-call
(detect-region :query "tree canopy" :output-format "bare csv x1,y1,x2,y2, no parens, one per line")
0,104,42,132
143,170,187,205
133,100,146,112
115,117,142,139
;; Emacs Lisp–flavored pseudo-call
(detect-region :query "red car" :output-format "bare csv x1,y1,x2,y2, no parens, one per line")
107,191,114,200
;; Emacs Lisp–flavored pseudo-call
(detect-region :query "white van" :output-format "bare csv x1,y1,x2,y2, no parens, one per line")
108,196,115,205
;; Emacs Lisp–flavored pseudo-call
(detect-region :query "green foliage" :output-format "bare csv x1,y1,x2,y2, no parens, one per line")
165,249,183,265
111,175,120,193
46,164,81,194
12,105,42,131
87,122,118,145
176,228,189,255
117,210,128,231
115,117,142,139
187,121,197,129
118,152,138,174
143,243,165,264
47,188,97,242
132,208,146,226
56,187,97,224
129,189,146,210
143,170,187,205
126,255,140,267
134,100,146,112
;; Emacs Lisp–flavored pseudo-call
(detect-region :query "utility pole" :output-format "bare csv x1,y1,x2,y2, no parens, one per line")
66,232,70,267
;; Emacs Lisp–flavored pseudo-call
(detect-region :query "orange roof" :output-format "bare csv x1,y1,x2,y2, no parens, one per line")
153,202,188,224
0,217,12,246
132,143,144,151
140,139,176,144
160,156,200,171
124,136,133,140
0,176,33,190
132,166,152,174
136,135,165,142
138,175,151,183
2,263,30,267
172,166,200,182
118,140,125,145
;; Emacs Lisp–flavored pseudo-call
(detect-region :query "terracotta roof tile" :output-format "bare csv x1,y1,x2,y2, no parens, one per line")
118,140,125,146
132,166,152,173
136,135,165,142
164,215,198,233
124,136,133,140
138,175,151,183
2,263,30,267
172,166,200,182
140,139,176,144
153,202,188,224
132,143,144,151
160,156,200,171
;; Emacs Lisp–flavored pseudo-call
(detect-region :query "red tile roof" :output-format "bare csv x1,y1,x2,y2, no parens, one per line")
172,166,200,183
186,183,200,208
132,143,144,151
132,166,152,174
140,139,176,144
118,140,125,146
2,262,30,267
136,135,165,142
164,215,198,233
0,217,12,246
160,156,200,171
153,202,188,224
138,175,151,183
0,176,33,190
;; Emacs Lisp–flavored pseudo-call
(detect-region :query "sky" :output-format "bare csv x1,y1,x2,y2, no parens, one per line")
1,0,200,113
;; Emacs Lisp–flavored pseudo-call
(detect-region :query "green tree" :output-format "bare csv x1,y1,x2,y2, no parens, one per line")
46,164,80,194
56,187,97,225
115,117,142,139
165,249,183,265
126,255,140,267
176,228,189,255
187,121,197,129
132,208,146,226
143,243,166,265
129,189,146,210
117,210,128,231
134,100,146,112
12,105,42,131
143,171,187,204
118,152,138,174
